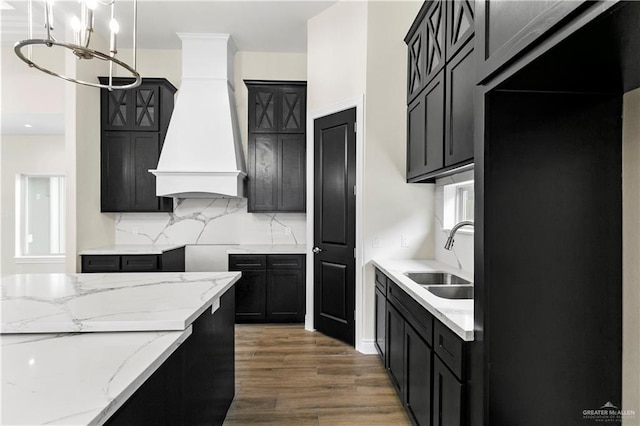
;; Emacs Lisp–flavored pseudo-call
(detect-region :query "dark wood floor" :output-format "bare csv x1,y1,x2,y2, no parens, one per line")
223,324,410,425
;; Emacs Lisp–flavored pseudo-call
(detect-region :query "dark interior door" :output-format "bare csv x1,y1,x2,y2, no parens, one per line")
313,108,356,346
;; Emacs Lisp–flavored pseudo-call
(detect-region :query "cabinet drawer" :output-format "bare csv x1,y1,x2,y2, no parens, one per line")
82,255,121,272
267,254,304,269
229,255,266,270
121,255,159,272
387,280,433,347
434,320,464,380
374,268,387,294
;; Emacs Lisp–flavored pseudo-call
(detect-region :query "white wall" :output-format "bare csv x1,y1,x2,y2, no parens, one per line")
1,136,67,275
235,51,307,161
362,0,433,346
307,1,368,112
116,48,182,89
65,32,115,272
307,0,432,351
1,45,65,116
623,88,640,421
1,45,67,276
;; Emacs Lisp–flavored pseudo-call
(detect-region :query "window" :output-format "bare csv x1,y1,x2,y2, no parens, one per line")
16,175,65,257
443,179,474,230
456,182,474,223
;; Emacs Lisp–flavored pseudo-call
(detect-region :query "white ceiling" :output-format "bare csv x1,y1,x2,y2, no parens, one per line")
1,0,335,135
1,0,336,51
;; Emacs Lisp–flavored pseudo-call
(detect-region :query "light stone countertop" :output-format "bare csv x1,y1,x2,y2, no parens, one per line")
226,244,307,255
79,244,186,255
372,259,474,341
1,328,192,426
0,272,240,334
1,270,240,425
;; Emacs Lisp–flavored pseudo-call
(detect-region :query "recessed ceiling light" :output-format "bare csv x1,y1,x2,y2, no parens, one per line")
0,1,15,10
24,124,33,128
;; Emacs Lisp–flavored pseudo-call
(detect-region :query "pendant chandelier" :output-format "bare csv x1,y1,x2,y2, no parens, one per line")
14,0,141,90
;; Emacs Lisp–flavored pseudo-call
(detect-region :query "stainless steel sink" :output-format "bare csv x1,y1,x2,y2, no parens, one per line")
426,285,474,299
404,272,470,285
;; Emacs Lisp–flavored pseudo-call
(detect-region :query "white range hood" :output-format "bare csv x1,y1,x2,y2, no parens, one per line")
150,33,247,198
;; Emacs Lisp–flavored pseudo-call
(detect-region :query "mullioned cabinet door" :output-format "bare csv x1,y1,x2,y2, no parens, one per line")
101,82,160,132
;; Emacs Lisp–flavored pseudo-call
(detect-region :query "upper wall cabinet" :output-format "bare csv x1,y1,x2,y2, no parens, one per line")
245,81,307,213
445,41,475,167
101,83,161,132
447,0,475,60
99,77,176,213
405,0,475,183
406,0,447,103
475,0,589,83
407,72,445,180
248,82,306,134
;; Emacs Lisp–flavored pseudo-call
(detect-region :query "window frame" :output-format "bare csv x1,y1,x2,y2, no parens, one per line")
14,174,66,262
442,179,475,232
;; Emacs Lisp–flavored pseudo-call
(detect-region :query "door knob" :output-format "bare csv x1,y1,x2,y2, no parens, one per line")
312,246,323,254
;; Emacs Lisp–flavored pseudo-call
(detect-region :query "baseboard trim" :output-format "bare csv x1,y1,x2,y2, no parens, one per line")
357,339,377,355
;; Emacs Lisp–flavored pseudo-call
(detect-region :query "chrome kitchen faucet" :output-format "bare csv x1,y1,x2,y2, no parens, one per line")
444,221,474,250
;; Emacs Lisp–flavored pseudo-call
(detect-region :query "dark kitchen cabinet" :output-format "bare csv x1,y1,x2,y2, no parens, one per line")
99,77,176,213
407,72,445,180
101,132,172,212
406,15,426,104
235,270,267,321
387,302,405,395
105,287,235,426
406,0,446,103
433,356,463,426
405,324,432,426
267,268,304,322
247,82,306,134
405,2,475,183
229,254,305,323
376,268,469,426
245,81,306,213
81,246,185,273
475,0,588,83
101,82,161,132
386,293,434,426
374,268,387,362
445,41,475,167
447,0,475,61
248,133,305,212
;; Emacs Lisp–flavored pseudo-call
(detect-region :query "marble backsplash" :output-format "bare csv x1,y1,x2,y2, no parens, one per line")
115,198,306,246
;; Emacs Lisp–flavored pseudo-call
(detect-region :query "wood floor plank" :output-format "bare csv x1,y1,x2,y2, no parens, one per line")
224,324,410,425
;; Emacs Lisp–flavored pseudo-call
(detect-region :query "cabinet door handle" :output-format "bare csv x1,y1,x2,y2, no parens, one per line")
312,247,323,254
236,263,262,267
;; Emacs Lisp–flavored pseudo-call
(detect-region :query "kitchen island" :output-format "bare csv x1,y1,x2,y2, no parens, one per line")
1,272,240,425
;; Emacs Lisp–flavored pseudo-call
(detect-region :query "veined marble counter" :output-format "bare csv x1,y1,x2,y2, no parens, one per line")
372,259,474,341
1,272,240,333
227,244,307,254
79,244,186,255
1,328,191,425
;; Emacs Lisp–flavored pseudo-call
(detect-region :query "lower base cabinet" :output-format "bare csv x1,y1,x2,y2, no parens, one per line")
387,303,405,394
406,324,432,426
433,356,463,426
229,254,305,323
81,247,186,273
105,287,235,426
375,268,468,426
